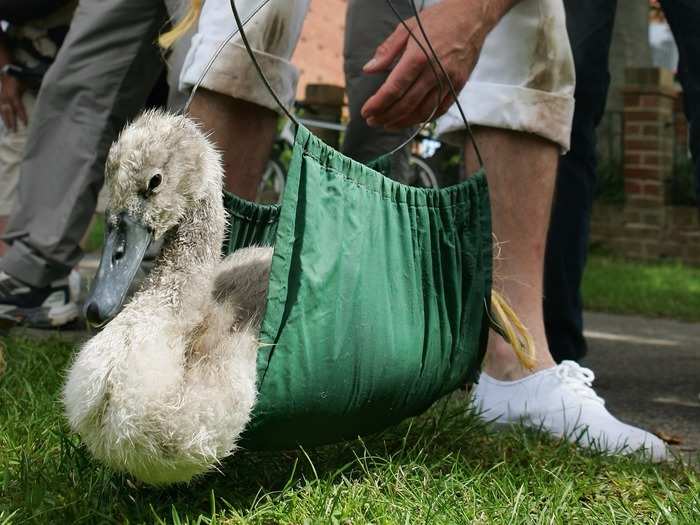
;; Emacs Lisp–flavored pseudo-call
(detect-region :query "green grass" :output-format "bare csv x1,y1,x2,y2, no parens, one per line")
582,254,700,323
82,215,105,254
1,336,698,524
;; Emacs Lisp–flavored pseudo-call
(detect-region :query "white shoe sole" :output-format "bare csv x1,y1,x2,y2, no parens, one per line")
47,302,80,327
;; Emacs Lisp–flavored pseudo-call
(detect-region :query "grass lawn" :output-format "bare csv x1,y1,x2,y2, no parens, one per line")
582,254,700,323
1,335,698,524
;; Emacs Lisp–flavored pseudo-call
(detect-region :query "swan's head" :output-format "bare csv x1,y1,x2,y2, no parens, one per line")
105,109,222,238
84,110,223,326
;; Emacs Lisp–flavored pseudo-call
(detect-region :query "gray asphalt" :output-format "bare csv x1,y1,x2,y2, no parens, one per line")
582,312,700,460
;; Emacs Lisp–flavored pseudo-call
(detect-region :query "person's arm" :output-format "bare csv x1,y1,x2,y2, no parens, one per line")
0,30,27,131
360,0,521,129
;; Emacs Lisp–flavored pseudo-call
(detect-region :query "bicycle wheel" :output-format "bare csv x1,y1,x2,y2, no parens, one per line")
257,160,286,204
407,156,439,189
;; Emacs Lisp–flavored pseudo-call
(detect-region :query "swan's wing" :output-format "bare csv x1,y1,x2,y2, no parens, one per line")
213,246,273,329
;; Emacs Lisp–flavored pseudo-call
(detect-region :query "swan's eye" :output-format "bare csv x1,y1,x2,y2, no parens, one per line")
142,173,162,198
147,173,162,192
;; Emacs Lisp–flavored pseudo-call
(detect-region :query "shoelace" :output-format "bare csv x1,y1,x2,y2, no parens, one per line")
555,361,605,405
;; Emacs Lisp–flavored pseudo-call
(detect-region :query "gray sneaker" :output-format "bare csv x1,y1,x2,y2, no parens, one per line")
0,270,81,328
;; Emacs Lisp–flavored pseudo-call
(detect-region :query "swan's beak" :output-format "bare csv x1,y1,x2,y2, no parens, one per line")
83,213,153,327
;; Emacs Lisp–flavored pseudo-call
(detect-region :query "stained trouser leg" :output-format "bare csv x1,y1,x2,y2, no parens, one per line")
0,0,167,287
543,0,617,362
660,0,700,209
342,0,413,178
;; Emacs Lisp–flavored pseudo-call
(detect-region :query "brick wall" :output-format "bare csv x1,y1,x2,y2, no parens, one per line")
292,0,346,99
589,67,700,266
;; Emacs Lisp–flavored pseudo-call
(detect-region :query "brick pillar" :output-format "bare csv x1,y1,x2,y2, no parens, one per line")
622,68,677,206
303,84,345,149
673,96,689,153
620,68,678,259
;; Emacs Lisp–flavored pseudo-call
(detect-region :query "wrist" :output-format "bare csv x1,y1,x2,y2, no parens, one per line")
481,0,521,30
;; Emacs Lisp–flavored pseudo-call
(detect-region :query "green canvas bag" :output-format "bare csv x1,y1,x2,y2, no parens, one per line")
223,124,492,450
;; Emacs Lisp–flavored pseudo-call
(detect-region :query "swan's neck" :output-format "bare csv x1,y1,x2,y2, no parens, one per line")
145,195,225,297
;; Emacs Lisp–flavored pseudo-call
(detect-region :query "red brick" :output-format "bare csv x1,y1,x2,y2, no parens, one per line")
673,97,685,113
624,168,659,179
623,211,642,225
625,123,642,135
293,0,347,98
624,110,660,122
643,124,660,136
625,181,642,194
642,153,661,166
640,95,662,108
624,93,641,107
685,244,700,261
626,197,663,208
614,239,646,259
643,183,661,196
641,211,663,226
625,139,660,151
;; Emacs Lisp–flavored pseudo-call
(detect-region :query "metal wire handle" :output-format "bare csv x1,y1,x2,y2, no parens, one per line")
227,0,446,152
224,0,484,169
406,0,484,167
183,0,274,112
382,0,445,157
229,0,300,127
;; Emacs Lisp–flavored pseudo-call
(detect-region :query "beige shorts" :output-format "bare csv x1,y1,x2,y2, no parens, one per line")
179,0,310,112
0,91,36,215
433,0,576,151
180,0,574,149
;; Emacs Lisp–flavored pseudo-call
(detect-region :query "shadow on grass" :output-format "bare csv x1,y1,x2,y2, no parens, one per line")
1,335,697,524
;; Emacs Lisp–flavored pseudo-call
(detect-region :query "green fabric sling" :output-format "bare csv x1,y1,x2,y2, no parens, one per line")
223,124,492,450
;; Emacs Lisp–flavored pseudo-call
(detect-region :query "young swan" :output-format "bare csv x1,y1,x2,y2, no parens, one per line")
63,110,272,485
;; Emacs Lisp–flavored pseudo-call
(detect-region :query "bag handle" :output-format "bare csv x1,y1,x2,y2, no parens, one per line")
227,0,484,169
229,0,301,128
400,0,484,168
184,0,275,112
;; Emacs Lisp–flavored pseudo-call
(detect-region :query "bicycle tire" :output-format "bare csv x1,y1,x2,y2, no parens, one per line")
408,156,439,189
257,160,286,204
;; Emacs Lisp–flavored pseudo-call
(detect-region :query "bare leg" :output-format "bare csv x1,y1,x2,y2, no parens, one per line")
464,127,558,380
188,88,278,200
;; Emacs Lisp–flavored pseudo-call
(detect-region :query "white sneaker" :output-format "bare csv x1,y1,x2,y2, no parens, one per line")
472,360,669,461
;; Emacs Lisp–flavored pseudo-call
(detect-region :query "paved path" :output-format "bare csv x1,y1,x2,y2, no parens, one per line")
4,309,699,460
582,312,700,460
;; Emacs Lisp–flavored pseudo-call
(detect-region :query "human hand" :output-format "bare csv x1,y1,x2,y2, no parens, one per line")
0,73,27,132
360,0,511,129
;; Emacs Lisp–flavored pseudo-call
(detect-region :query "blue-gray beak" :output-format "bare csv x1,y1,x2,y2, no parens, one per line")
83,213,152,327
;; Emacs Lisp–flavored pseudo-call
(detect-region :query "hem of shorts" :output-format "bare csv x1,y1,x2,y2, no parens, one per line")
436,82,574,153
180,38,298,113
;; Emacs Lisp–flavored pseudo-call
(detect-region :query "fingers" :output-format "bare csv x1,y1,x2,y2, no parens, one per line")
384,89,444,130
431,93,457,122
13,97,27,127
361,44,430,123
0,103,15,131
362,23,410,74
371,68,442,128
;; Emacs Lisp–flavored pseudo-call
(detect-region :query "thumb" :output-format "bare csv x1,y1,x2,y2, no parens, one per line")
14,98,27,127
363,24,410,73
